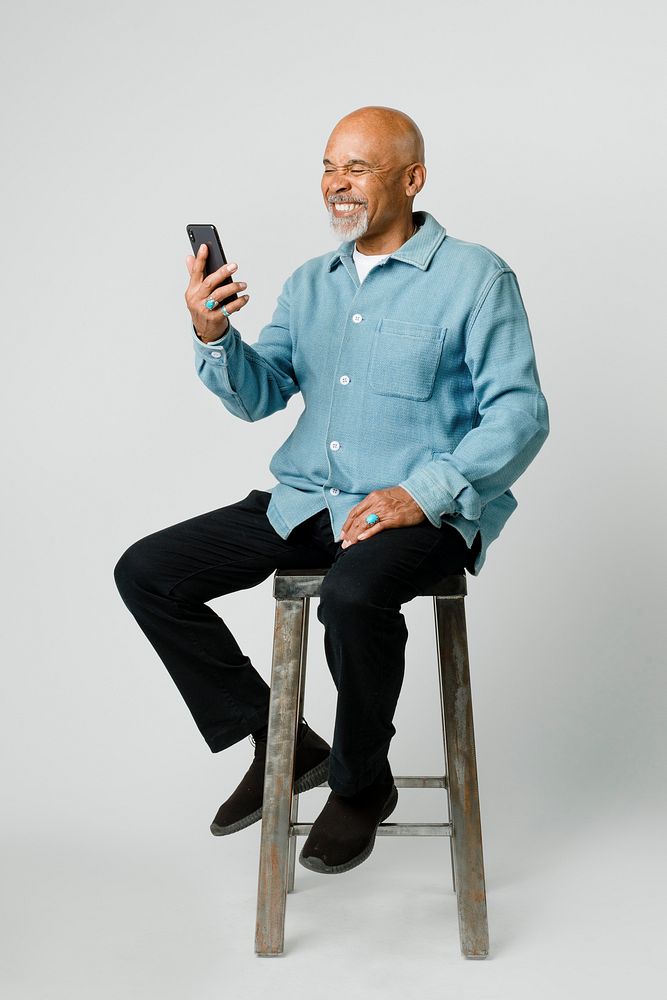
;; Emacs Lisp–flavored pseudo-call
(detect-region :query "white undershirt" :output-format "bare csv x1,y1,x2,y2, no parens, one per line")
353,244,389,283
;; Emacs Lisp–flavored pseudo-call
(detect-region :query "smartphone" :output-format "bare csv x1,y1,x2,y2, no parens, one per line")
186,223,238,306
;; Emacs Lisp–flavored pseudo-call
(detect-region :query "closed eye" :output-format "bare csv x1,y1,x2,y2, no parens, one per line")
323,164,372,176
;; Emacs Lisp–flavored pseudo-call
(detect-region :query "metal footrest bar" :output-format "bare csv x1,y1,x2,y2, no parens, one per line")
291,821,452,837
308,774,448,790
376,822,452,837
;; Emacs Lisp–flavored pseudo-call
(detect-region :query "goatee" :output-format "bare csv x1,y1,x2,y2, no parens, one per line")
328,203,369,242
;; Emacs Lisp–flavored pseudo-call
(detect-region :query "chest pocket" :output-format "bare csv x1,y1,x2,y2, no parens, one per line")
368,318,446,401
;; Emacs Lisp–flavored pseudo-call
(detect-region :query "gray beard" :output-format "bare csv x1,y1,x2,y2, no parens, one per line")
328,204,369,242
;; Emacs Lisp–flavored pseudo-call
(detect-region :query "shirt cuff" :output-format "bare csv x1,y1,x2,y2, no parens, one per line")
399,461,479,527
191,323,236,364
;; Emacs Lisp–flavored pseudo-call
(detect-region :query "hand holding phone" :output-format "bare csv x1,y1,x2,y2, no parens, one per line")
185,224,250,343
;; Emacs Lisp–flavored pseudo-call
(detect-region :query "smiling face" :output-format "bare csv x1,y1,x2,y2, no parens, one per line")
321,107,426,252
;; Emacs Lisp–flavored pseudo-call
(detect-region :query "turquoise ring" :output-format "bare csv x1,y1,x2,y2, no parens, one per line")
205,298,217,310
365,513,380,525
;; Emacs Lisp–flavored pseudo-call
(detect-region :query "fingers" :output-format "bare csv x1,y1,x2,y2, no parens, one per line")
187,243,237,288
201,260,239,294
187,242,207,281
342,521,386,548
185,247,239,296
205,279,248,309
357,520,385,540
341,496,376,537
187,252,243,298
220,293,250,316
341,499,384,546
205,292,250,322
350,517,389,543
185,244,207,294
188,285,250,343
340,490,407,546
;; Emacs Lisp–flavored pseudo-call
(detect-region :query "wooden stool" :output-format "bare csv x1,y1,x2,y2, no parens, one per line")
254,568,489,959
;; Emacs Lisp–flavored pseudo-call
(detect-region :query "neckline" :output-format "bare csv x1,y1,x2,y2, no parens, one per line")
353,245,390,259
353,222,422,259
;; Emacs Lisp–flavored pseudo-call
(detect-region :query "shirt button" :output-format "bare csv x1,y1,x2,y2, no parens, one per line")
339,375,350,385
329,440,340,451
210,351,222,358
330,487,340,495
352,313,363,324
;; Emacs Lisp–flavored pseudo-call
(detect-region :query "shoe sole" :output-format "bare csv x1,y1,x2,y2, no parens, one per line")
209,754,330,837
297,783,399,875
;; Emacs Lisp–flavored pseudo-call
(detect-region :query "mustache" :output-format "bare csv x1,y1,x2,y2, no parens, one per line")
328,197,367,205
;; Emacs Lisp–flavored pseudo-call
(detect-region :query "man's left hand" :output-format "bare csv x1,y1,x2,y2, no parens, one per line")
340,487,426,548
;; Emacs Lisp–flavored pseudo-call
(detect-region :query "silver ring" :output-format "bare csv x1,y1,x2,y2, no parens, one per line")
221,305,231,318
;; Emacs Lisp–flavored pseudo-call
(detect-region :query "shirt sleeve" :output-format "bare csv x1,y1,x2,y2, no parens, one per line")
191,278,300,422
398,268,550,525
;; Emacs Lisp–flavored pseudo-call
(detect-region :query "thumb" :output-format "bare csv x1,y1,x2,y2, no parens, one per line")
185,254,195,274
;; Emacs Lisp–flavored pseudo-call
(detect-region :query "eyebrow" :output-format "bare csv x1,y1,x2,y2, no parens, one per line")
322,158,374,166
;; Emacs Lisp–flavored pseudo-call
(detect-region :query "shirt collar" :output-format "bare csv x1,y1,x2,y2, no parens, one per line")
327,210,446,272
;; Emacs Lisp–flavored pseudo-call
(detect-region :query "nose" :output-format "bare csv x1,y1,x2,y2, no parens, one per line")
326,170,353,195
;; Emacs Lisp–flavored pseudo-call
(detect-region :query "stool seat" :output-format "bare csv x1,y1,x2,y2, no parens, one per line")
272,567,467,599
254,566,488,960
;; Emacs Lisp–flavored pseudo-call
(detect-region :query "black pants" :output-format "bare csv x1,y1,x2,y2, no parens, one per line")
113,489,480,795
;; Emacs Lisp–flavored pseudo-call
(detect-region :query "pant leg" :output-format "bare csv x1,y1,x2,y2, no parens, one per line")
113,489,335,752
317,519,473,794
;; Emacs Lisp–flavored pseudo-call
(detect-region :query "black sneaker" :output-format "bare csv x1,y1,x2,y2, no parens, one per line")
210,720,330,836
298,758,398,874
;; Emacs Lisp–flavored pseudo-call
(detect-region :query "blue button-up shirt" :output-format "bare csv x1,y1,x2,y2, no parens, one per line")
191,210,549,575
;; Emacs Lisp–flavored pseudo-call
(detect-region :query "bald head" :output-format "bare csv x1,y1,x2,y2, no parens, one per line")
328,106,425,166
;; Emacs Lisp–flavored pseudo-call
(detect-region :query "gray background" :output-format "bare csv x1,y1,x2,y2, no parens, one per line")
1,1,665,997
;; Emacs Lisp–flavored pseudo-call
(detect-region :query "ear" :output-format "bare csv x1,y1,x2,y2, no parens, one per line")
406,163,426,197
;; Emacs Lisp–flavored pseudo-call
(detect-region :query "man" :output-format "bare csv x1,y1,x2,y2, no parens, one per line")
114,106,549,875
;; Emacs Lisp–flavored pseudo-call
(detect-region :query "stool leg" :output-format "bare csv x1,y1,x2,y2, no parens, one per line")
434,599,457,896
434,595,489,959
255,597,306,956
288,598,310,893
287,792,300,894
